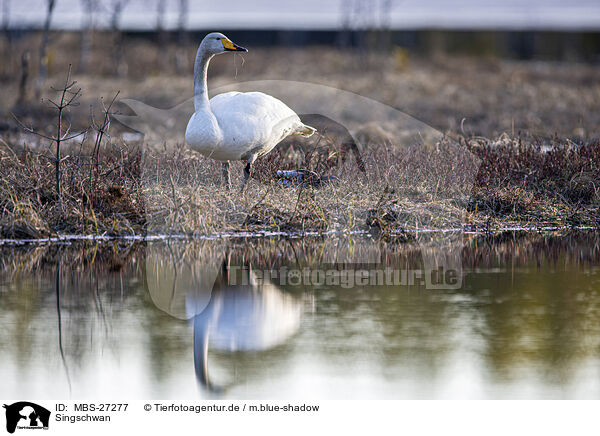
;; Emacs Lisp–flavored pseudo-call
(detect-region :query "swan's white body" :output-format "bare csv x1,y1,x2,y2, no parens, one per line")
191,268,303,391
184,32,315,180
186,91,311,161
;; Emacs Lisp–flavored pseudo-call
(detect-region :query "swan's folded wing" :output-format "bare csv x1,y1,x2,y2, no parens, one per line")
210,91,302,152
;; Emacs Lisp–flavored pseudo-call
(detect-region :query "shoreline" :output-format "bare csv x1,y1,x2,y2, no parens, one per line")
1,225,598,246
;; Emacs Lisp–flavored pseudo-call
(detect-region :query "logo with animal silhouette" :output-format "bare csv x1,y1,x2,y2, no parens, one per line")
2,402,50,434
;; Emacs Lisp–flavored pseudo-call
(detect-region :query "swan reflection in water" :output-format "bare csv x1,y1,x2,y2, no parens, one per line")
190,263,303,392
145,248,303,393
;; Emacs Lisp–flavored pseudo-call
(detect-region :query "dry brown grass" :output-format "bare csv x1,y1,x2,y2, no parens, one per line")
3,127,598,239
465,134,600,229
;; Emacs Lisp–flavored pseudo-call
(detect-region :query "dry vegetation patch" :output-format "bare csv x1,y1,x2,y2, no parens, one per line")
2,38,599,239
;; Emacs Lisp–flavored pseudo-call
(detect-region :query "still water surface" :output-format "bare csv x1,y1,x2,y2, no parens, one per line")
1,232,599,399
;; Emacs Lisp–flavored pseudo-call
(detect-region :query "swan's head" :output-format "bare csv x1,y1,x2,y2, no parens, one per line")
201,32,248,55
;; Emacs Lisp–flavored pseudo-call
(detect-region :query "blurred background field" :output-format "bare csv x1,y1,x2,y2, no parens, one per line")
2,0,600,137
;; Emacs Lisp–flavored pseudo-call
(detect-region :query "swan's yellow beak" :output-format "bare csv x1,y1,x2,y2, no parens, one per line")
221,38,247,52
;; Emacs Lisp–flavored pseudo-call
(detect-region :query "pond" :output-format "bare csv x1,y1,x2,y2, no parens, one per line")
1,231,599,399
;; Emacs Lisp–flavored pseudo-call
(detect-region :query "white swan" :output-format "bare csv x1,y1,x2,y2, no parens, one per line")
185,32,316,191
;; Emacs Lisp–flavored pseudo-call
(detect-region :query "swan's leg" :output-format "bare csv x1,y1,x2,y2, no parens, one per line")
221,161,231,189
240,162,252,193
240,155,257,193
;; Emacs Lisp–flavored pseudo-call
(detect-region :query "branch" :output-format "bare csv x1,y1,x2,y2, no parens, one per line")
62,130,88,142
11,113,57,142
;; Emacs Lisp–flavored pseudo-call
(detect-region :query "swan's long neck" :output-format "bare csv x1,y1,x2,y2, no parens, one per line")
193,318,210,388
193,46,213,111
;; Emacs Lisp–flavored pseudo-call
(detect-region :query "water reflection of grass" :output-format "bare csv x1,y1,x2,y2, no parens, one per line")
466,266,600,386
1,231,599,274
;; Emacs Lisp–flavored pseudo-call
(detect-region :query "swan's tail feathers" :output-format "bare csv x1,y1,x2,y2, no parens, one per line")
296,124,317,138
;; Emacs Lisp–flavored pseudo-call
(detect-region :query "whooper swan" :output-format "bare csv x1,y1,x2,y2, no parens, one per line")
185,32,316,191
